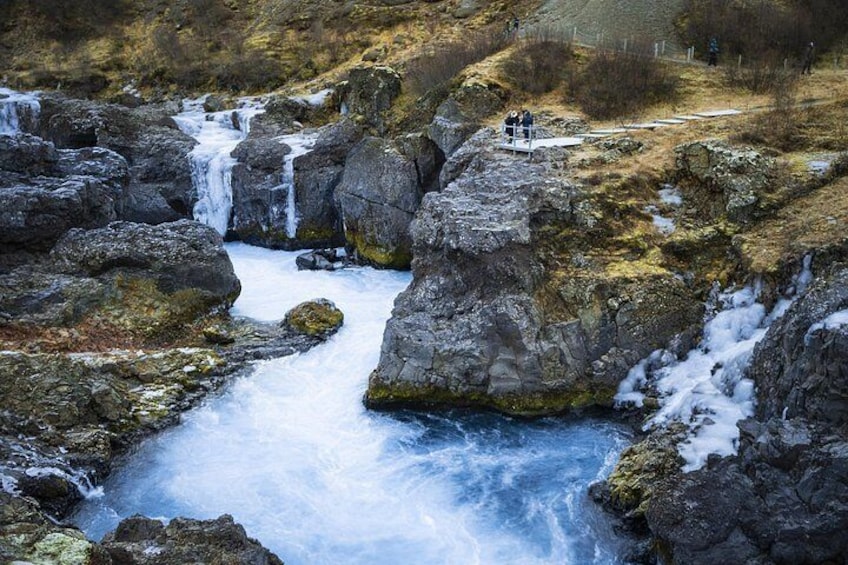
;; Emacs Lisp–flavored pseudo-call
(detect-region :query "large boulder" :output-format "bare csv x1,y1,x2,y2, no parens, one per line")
338,65,402,134
335,136,427,268
50,220,240,306
293,118,363,247
366,134,702,414
674,140,778,223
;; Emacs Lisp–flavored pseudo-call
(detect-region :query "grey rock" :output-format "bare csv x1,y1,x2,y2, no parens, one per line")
335,136,424,268
675,140,777,223
102,514,284,565
293,119,364,247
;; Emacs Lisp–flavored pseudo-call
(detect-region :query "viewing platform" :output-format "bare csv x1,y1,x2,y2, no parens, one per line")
497,109,743,154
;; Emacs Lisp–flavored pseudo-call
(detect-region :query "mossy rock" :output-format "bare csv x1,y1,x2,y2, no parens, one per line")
284,299,344,338
605,424,687,517
366,379,619,417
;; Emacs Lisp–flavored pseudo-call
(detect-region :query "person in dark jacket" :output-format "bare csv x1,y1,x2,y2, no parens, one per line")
504,110,519,140
802,42,815,75
708,37,719,67
521,109,534,140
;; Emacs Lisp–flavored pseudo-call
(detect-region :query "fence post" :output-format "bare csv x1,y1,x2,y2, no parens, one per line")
738,54,742,68
573,26,577,43
654,42,659,58
661,40,666,56
623,38,628,53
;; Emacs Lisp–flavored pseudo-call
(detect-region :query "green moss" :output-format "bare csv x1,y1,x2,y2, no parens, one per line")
366,379,618,417
29,531,95,565
349,231,412,270
285,300,344,337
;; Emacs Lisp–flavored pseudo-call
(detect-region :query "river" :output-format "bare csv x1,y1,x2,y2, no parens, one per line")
72,243,634,564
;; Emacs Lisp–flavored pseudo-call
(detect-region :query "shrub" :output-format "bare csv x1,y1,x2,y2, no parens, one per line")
570,49,679,120
405,26,509,97
499,39,573,95
722,64,796,94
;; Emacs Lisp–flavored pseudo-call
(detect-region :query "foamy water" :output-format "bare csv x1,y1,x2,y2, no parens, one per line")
73,243,633,564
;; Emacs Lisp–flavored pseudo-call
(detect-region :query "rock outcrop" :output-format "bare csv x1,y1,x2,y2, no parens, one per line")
101,514,284,565
335,136,434,268
0,133,127,256
643,266,848,563
35,94,196,225
674,140,780,224
367,130,703,414
292,118,363,247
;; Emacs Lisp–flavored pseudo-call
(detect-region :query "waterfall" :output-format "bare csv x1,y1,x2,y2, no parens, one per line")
173,97,264,236
275,132,317,238
0,87,40,136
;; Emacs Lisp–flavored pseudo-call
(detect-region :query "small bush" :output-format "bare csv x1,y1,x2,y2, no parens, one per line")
731,74,800,151
722,64,797,95
499,39,573,95
570,49,679,120
405,27,509,97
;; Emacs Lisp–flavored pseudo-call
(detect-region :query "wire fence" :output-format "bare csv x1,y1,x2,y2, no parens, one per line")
518,22,847,70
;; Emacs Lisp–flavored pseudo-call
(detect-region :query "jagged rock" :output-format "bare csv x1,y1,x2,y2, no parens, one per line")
642,266,848,564
293,118,363,247
284,298,344,338
750,265,848,424
0,134,126,254
338,65,401,134
36,95,196,225
102,514,283,565
335,136,424,268
230,136,293,247
367,136,702,415
674,140,777,223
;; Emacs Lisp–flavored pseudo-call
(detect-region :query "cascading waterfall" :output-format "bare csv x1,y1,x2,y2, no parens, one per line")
0,87,40,135
72,244,635,565
276,133,317,238
173,97,264,235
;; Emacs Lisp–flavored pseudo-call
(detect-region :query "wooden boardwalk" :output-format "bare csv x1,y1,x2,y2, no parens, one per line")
496,109,742,154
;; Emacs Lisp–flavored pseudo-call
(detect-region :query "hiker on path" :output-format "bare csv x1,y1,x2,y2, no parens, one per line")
708,38,719,67
802,42,815,74
521,109,534,141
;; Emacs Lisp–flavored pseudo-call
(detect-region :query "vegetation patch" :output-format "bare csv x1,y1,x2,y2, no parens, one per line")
567,48,679,120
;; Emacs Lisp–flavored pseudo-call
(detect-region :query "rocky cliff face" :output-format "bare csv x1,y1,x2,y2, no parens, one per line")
367,130,704,414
